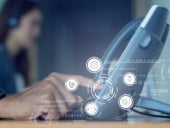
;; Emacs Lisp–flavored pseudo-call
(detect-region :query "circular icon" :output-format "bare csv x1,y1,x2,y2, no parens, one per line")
84,102,99,116
65,78,79,92
86,57,102,73
118,94,134,110
90,78,117,101
123,72,136,86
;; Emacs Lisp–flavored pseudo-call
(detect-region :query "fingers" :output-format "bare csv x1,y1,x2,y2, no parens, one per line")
30,103,60,121
29,110,44,120
40,105,60,120
49,72,102,89
39,72,101,120
44,80,70,117
45,75,83,108
45,110,60,121
50,82,69,116
43,101,60,120
36,80,68,120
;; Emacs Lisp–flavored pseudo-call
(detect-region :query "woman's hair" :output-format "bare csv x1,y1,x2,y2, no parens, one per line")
0,0,42,85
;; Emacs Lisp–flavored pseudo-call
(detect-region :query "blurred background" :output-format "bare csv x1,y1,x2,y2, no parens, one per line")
0,0,170,102
0,0,132,81
36,0,132,80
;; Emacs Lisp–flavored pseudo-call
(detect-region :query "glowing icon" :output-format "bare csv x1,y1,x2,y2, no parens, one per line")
86,57,102,73
85,102,99,116
91,78,116,101
123,72,136,86
118,94,134,110
65,78,79,92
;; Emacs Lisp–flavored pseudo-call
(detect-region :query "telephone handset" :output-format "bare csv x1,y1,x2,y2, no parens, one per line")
62,5,170,120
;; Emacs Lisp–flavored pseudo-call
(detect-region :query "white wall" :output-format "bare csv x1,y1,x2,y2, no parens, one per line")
133,0,170,103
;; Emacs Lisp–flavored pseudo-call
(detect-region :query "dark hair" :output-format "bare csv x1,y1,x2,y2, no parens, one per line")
0,0,42,85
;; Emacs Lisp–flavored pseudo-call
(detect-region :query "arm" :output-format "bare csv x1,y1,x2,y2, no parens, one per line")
0,72,97,120
0,46,16,94
0,94,17,119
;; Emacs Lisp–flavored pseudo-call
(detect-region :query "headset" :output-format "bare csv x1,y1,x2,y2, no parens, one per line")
62,5,170,120
2,4,168,121
7,0,37,29
7,0,21,29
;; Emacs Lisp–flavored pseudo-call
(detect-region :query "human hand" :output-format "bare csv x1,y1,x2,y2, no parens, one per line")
0,72,99,120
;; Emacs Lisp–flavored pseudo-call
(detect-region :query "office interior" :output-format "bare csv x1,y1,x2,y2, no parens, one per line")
0,0,169,104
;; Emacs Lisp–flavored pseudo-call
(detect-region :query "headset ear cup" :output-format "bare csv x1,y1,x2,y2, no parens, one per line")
8,17,18,29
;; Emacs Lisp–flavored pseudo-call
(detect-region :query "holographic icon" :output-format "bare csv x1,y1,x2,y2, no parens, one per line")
65,78,79,92
118,94,134,110
123,72,136,86
86,57,102,73
84,102,99,116
90,78,117,101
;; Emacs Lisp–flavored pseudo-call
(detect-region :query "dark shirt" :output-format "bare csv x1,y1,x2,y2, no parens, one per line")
0,44,17,94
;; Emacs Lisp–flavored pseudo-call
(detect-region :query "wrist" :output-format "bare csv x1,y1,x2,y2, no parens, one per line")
0,95,18,119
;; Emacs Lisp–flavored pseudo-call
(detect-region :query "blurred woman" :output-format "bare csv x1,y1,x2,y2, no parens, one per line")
0,0,96,120
0,0,42,94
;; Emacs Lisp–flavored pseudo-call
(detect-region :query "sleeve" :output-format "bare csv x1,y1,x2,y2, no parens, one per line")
0,88,6,99
0,46,17,94
0,47,6,89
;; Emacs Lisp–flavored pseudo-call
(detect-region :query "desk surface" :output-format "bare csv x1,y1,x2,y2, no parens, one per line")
0,121,170,128
0,115,170,128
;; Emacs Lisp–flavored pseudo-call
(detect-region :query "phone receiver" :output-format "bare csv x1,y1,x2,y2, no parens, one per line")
60,17,144,121
62,5,170,120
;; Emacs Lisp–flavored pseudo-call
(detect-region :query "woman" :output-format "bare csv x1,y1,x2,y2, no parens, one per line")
0,0,96,120
0,0,40,94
